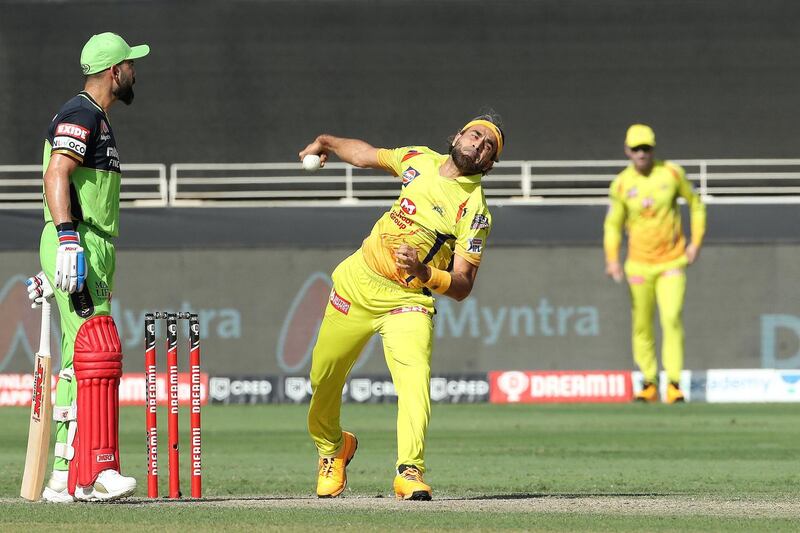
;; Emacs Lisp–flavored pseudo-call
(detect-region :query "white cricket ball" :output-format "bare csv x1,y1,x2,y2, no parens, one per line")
302,154,321,172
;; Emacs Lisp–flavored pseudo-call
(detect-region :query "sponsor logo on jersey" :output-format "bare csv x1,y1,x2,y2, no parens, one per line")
627,187,638,198
100,120,111,141
390,305,430,315
470,214,489,230
467,238,483,254
401,167,419,187
329,288,351,315
400,198,417,216
432,205,445,216
52,136,87,156
390,210,414,229
107,147,121,169
55,123,89,141
401,150,422,162
94,280,111,300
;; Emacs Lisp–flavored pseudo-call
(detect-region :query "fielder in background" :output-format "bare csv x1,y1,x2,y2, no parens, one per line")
604,124,707,404
38,32,149,502
298,114,502,500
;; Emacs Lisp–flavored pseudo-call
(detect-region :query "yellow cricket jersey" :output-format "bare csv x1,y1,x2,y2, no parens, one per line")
604,160,706,264
360,146,491,289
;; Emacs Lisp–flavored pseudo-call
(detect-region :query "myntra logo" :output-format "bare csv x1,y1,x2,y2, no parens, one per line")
276,273,380,373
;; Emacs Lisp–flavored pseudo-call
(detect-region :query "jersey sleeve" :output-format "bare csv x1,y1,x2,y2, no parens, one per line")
376,146,426,177
48,107,96,164
671,163,707,247
603,176,626,263
454,199,491,267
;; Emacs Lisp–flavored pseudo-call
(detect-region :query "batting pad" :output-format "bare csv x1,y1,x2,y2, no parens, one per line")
68,316,123,492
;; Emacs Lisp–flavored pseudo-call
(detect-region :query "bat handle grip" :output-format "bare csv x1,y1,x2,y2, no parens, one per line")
39,300,51,357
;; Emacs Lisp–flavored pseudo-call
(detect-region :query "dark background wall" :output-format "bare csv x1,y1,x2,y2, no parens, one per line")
2,0,799,166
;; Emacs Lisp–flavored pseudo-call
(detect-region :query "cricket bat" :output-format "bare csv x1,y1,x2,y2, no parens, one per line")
20,299,52,501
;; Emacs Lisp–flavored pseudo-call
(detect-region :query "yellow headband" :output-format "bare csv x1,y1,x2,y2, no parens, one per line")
461,119,504,160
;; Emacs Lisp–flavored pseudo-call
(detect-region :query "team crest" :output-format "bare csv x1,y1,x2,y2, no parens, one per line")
470,214,489,230
402,167,419,187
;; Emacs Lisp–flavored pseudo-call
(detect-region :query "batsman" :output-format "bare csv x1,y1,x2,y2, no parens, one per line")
35,32,149,502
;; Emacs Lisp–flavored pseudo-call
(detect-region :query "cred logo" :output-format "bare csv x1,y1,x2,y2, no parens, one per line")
400,198,417,215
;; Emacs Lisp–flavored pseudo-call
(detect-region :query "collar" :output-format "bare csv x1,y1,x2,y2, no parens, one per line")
78,91,109,119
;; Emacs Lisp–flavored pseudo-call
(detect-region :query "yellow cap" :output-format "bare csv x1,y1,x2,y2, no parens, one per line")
625,124,656,148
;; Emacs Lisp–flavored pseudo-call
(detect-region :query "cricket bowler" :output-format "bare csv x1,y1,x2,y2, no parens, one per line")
38,32,149,502
298,114,503,500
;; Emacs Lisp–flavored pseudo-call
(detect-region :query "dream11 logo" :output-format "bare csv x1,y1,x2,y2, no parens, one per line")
0,275,61,372
276,272,381,373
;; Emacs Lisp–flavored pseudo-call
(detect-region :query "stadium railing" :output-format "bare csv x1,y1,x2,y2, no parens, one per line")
168,159,800,206
2,159,800,208
0,164,168,209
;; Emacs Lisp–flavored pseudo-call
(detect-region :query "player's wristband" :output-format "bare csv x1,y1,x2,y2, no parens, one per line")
55,222,75,233
56,222,79,245
423,267,451,295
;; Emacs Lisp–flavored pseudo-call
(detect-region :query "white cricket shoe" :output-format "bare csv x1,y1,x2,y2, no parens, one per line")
42,470,75,503
74,469,137,502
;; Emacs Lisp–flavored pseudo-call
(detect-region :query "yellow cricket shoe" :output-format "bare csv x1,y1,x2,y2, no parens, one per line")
635,382,659,403
666,382,685,404
316,431,358,498
393,464,432,501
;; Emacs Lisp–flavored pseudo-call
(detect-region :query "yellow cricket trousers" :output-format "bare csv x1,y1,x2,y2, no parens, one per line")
308,250,436,472
625,256,688,385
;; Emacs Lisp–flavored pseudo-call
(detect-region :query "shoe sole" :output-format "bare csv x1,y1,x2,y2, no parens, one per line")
396,490,432,501
92,486,137,502
42,487,75,504
317,434,358,498
74,484,137,503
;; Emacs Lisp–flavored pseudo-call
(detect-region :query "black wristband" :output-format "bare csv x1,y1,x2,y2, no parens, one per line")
55,222,75,233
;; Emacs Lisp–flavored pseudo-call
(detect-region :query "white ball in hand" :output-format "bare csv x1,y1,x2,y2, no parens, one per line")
302,154,321,172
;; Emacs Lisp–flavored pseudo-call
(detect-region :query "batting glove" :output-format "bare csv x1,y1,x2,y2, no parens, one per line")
25,271,54,308
54,223,86,293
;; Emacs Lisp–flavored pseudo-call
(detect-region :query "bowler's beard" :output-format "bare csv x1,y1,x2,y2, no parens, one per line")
113,78,135,105
450,143,486,175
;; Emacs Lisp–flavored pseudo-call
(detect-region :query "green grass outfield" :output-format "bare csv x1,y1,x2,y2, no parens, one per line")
0,403,798,531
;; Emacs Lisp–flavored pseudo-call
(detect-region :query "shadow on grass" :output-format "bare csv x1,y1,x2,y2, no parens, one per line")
463,492,676,500
112,492,680,505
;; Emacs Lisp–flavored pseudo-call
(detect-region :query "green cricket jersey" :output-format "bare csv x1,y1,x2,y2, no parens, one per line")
42,91,121,236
